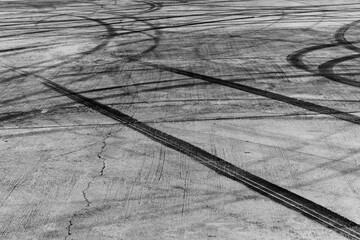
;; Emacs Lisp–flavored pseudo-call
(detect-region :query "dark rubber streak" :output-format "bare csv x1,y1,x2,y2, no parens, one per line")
0,46,37,53
287,21,360,90
43,79,360,240
318,54,360,87
335,20,360,53
142,62,360,125
287,43,337,72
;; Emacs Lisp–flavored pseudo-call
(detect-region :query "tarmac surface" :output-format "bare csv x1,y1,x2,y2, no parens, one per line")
1,0,360,239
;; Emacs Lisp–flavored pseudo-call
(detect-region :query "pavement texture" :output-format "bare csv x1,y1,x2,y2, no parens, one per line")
1,0,360,239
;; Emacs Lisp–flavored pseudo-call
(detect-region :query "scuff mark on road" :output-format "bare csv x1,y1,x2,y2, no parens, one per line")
181,170,189,214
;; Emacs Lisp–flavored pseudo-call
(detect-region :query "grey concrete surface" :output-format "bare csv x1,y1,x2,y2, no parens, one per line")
1,0,360,239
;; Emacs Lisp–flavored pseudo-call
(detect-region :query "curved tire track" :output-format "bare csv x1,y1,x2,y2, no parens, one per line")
335,19,360,53
288,19,360,88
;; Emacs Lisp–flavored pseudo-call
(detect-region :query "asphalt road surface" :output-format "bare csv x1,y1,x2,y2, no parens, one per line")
1,0,360,239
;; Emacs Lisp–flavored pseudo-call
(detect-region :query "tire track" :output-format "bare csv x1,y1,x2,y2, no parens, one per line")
318,19,360,87
287,43,337,73
141,61,360,125
318,54,360,87
335,19,360,53
42,78,360,240
288,19,360,88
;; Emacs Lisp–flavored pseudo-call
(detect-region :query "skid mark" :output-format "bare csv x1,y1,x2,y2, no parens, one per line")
154,146,166,182
181,170,190,214
43,79,360,239
140,62,360,126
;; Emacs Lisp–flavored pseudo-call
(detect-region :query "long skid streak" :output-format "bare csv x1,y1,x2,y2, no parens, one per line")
141,62,360,125
43,79,360,240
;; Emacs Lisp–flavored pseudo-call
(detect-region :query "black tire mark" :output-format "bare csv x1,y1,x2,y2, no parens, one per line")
0,29,56,40
288,20,360,88
0,46,42,54
1,12,160,103
288,3,327,30
0,13,117,91
287,43,337,73
34,13,160,62
0,110,41,123
256,10,286,30
318,54,360,87
314,20,360,87
141,62,360,125
137,1,163,15
105,16,161,60
42,78,360,240
335,20,360,53
133,13,286,33
24,3,56,14
35,13,117,40
98,0,162,16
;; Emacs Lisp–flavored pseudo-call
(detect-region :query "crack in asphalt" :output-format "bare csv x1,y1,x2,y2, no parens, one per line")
65,131,113,239
82,131,112,207
98,132,110,176
81,181,92,208
64,214,75,240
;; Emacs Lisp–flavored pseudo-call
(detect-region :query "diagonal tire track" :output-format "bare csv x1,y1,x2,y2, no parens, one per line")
42,79,360,240
141,61,360,125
